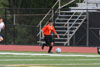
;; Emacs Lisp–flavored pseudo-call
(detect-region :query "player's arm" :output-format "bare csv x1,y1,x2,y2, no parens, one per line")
2,23,5,30
52,27,60,39
3,24,5,30
41,31,45,38
55,33,60,39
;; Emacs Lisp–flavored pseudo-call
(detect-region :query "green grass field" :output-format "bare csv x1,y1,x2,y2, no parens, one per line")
0,51,100,67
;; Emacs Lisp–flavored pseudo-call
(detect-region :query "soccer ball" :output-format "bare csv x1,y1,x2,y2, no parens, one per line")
56,48,61,53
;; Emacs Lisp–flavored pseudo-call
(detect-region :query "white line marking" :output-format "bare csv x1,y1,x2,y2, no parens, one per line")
0,52,99,57
0,59,100,61
0,55,54,57
0,63,100,66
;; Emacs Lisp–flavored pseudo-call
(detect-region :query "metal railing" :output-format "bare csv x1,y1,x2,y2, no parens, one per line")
37,0,75,38
66,13,86,45
59,0,75,9
36,0,59,38
37,0,59,27
64,12,76,27
63,0,86,46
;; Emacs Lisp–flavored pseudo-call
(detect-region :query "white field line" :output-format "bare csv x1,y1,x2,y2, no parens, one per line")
0,55,54,57
0,63,100,66
0,59,100,61
0,56,36,57
0,52,99,57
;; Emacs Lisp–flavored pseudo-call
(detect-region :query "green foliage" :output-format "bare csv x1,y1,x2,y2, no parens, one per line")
0,0,8,8
0,0,8,16
8,0,56,8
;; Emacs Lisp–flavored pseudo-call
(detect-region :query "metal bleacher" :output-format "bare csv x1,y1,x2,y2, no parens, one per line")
37,0,99,46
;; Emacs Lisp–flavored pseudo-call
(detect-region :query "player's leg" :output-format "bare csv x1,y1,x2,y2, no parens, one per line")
42,36,46,50
42,35,49,50
0,35,3,42
48,36,54,53
48,42,54,53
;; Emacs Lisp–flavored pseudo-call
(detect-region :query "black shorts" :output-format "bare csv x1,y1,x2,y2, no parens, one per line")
44,35,54,46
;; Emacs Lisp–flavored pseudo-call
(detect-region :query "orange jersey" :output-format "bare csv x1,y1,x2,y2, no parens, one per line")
41,25,57,35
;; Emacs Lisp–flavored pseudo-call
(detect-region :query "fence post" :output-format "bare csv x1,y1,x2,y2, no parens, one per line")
67,21,70,46
14,14,16,25
86,0,89,46
58,0,61,15
59,0,61,9
39,21,42,45
13,14,16,45
4,8,7,45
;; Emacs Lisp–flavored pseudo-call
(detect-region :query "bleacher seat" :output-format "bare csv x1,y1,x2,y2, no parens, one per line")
70,0,100,12
84,0,100,4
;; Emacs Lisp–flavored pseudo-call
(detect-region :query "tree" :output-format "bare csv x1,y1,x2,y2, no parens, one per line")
0,0,8,8
8,0,56,8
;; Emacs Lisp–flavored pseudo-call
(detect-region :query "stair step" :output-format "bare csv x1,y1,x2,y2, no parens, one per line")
56,18,84,21
55,42,66,43
55,38,68,39
70,7,98,9
37,41,66,44
51,34,66,36
60,11,74,13
58,34,66,35
69,22,81,25
55,26,66,28
60,12,74,15
55,22,65,24
56,30,66,32
56,18,68,20
77,3,97,6
84,0,100,3
49,34,63,35
55,28,67,30
55,26,79,29
56,30,74,32
70,10,87,12
78,6,100,8
59,15,72,17
63,26,78,28
55,22,81,24
41,38,67,40
71,26,78,28
59,15,86,17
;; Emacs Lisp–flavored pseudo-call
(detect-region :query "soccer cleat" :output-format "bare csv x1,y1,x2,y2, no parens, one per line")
48,52,53,54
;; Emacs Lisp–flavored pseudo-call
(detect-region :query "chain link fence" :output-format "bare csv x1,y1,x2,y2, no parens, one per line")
0,8,100,47
0,8,50,45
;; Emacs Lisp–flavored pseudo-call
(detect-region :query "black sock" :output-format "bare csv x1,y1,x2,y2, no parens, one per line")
48,46,53,53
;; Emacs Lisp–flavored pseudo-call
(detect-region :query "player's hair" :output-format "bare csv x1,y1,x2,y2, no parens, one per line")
49,20,52,23
47,20,52,24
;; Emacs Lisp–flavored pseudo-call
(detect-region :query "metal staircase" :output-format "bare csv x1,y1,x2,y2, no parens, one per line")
55,11,86,46
37,0,87,46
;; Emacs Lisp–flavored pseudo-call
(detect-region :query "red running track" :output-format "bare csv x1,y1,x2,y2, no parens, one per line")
0,45,97,53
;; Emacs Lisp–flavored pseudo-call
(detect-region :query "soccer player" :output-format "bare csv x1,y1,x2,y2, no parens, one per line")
41,20,60,53
0,17,5,42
